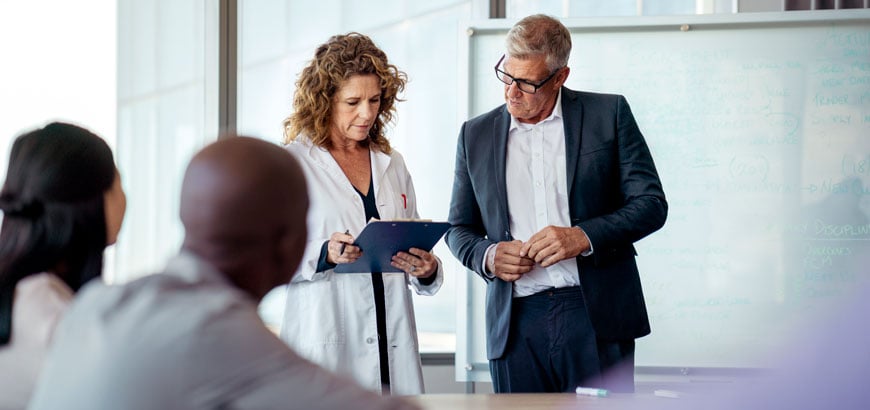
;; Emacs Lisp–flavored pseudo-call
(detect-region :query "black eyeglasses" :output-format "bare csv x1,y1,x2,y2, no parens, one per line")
493,54,560,94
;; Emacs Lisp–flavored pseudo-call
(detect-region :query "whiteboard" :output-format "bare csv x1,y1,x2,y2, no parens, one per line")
457,10,870,379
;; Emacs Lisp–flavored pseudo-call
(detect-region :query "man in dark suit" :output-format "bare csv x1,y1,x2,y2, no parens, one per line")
445,14,667,393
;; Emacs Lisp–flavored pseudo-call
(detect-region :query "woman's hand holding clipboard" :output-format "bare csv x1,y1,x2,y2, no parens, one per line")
334,220,450,274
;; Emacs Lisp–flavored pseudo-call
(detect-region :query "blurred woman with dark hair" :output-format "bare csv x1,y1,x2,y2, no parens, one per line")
0,122,126,408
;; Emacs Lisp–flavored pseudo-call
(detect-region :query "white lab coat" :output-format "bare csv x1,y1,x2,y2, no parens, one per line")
281,138,443,395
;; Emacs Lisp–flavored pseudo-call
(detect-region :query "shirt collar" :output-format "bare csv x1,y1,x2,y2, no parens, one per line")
509,88,563,132
165,251,230,287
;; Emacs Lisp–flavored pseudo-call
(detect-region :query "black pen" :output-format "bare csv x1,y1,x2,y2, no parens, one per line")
339,229,350,255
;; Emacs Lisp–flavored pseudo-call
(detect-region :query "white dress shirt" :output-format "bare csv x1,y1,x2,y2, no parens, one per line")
484,90,583,297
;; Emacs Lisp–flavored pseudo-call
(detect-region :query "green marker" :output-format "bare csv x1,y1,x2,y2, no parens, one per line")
575,387,609,397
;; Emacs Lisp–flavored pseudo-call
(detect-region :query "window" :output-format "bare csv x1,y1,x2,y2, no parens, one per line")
114,0,219,281
0,0,117,275
0,0,117,163
505,0,733,17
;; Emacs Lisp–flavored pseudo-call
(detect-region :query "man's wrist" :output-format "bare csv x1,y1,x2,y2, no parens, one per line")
483,243,498,278
574,226,594,256
487,245,497,272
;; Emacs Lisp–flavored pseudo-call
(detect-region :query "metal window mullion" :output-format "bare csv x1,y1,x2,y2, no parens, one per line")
218,0,237,138
490,0,505,18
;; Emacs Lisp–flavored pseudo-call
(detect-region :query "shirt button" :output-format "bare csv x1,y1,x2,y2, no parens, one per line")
366,337,375,344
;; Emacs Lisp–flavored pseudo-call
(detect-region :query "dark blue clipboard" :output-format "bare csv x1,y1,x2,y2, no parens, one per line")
334,221,451,273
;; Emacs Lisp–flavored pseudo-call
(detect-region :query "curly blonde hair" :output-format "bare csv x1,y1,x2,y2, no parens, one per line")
283,32,407,154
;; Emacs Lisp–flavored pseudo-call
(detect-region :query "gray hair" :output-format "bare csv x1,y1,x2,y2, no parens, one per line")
505,14,571,72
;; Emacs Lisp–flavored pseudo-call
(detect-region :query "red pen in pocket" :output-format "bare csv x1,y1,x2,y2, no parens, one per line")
401,193,407,209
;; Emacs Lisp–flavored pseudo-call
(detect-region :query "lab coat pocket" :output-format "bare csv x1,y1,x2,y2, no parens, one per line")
290,280,347,346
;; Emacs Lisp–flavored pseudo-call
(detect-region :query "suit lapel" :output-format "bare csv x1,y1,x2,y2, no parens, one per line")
561,88,583,192
493,107,511,238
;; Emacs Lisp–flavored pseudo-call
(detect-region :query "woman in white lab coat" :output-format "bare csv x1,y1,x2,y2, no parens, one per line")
280,32,443,396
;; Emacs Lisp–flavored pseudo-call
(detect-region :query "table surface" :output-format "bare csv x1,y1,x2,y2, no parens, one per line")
408,392,684,410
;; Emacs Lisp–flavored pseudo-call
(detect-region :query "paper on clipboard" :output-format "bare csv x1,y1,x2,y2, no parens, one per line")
334,220,451,273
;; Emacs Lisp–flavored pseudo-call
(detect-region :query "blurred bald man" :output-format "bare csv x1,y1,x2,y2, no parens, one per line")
30,137,417,410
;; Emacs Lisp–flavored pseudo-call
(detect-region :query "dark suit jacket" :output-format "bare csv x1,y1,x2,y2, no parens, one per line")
445,87,667,360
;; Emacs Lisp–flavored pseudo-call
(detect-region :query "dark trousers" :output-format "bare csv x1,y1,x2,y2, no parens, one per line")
489,286,636,393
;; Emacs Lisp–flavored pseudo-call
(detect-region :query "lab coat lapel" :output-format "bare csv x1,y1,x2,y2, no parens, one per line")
371,149,392,215
307,143,356,193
